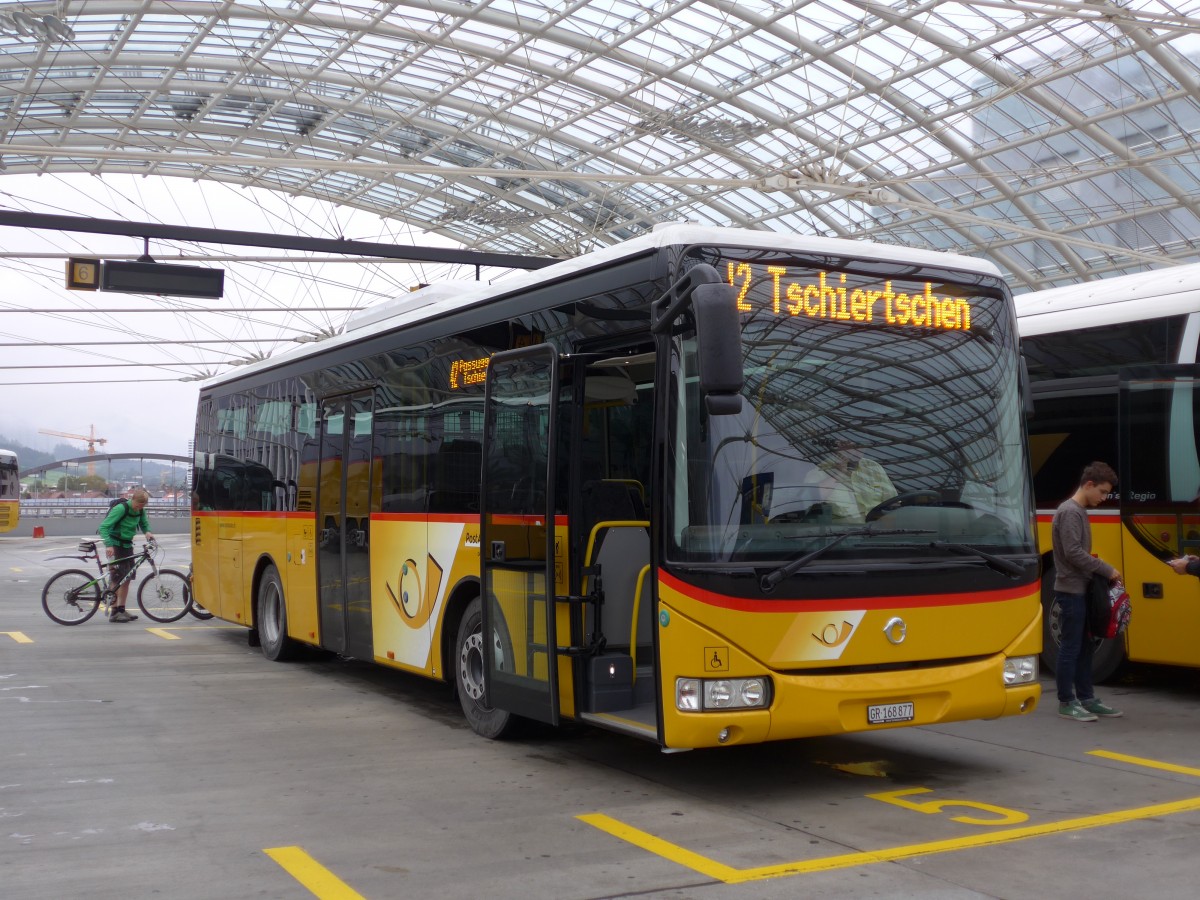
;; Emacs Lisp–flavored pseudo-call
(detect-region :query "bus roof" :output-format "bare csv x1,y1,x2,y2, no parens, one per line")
0,449,16,463
1015,262,1200,337
203,224,1003,389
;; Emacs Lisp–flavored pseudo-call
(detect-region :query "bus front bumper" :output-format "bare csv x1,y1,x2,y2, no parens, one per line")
661,655,1040,749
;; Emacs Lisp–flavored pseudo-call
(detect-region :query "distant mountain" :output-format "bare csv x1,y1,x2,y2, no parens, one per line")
0,435,59,468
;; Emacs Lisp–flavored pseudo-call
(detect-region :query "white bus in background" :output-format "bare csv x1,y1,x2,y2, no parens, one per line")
1017,262,1200,680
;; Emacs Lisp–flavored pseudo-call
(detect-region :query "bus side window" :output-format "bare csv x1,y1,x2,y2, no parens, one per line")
430,439,481,513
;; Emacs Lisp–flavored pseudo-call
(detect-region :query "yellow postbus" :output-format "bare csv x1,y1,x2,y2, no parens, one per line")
192,225,1040,749
0,449,19,533
1019,262,1200,680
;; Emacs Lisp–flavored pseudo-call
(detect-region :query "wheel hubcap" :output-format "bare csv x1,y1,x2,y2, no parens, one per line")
460,631,485,700
263,586,281,643
459,622,506,702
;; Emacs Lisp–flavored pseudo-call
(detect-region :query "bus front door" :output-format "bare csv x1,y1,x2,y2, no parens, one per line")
480,346,560,727
316,391,374,659
1119,365,1200,666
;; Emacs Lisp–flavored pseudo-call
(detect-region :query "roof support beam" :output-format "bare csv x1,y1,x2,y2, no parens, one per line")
0,211,557,270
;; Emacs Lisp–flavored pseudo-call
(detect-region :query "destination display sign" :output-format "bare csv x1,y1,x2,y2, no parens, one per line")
449,356,489,390
727,262,974,331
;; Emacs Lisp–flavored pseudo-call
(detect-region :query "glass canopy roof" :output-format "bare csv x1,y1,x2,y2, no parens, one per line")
3,0,1200,291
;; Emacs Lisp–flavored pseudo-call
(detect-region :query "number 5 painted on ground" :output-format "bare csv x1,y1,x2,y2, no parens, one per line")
867,787,1029,826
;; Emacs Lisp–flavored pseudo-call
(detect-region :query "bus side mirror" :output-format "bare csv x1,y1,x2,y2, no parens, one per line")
693,282,744,415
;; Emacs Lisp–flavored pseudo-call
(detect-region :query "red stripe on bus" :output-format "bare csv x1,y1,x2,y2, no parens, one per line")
191,510,312,519
658,569,1036,613
372,512,481,524
489,514,569,526
1036,511,1122,523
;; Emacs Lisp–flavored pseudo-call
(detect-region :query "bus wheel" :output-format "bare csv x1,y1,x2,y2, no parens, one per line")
454,596,516,739
257,564,299,662
1039,564,1126,683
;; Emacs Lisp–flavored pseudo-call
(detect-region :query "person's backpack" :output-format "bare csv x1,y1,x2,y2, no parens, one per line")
97,498,130,534
1087,574,1132,640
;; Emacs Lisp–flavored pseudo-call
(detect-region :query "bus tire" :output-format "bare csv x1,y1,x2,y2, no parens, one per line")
454,596,516,740
257,563,299,662
1039,563,1126,683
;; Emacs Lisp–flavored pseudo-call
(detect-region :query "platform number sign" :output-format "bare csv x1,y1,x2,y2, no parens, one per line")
66,257,100,291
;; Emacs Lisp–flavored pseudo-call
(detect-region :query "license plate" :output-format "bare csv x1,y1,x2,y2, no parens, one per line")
867,701,914,725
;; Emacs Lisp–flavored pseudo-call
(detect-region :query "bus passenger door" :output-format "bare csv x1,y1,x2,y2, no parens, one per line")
1119,365,1200,666
480,346,560,726
572,350,658,737
317,391,375,659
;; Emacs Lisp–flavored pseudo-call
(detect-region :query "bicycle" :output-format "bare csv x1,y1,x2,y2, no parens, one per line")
181,563,214,620
41,540,193,625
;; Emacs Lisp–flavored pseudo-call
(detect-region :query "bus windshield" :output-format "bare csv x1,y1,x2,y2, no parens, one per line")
668,261,1034,566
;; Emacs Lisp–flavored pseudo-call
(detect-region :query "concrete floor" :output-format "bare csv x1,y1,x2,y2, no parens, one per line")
4,531,1200,899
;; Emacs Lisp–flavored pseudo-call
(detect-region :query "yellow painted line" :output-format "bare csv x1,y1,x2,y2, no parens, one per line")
578,813,742,881
145,625,240,640
580,794,1200,883
1,631,32,643
263,846,366,899
1088,750,1200,778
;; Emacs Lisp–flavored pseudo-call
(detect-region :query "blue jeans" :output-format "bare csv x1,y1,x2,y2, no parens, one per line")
1055,591,1095,704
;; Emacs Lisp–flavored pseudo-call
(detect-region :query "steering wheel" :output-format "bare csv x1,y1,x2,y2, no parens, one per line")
865,490,942,522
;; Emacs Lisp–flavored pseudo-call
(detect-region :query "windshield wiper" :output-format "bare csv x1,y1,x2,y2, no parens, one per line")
930,541,1026,578
760,528,935,592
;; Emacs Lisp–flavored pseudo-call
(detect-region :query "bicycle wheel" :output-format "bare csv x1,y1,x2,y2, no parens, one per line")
188,595,214,620
137,568,192,623
42,569,102,625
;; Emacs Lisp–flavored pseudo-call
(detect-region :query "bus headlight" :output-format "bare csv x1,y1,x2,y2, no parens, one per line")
676,678,701,710
676,677,772,711
740,678,766,706
1003,655,1038,685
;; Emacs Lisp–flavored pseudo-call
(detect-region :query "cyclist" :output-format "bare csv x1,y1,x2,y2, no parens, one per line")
98,488,156,622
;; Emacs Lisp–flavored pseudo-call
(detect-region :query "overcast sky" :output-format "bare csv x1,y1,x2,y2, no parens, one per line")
0,172,486,460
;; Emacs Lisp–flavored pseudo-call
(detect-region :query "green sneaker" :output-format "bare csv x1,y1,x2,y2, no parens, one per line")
1082,698,1123,718
1058,700,1098,722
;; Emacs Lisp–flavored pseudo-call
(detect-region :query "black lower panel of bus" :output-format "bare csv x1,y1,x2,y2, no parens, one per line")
587,653,634,711
585,652,656,712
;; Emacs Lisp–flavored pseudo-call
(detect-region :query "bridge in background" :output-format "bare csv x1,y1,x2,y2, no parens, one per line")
19,451,189,482
18,452,192,523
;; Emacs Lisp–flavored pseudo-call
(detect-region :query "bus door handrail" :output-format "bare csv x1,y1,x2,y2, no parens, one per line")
630,564,652,682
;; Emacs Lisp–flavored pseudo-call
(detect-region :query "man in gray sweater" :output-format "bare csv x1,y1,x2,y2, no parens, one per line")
1051,461,1123,722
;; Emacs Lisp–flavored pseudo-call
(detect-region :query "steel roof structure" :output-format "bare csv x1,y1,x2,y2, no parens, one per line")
3,0,1199,294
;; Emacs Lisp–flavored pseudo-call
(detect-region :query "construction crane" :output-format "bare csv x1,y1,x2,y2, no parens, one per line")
39,426,108,476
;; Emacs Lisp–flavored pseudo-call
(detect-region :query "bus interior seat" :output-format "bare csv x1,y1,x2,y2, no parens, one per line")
585,523,652,665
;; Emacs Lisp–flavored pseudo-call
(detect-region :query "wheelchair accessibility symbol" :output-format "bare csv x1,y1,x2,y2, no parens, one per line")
704,646,729,671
